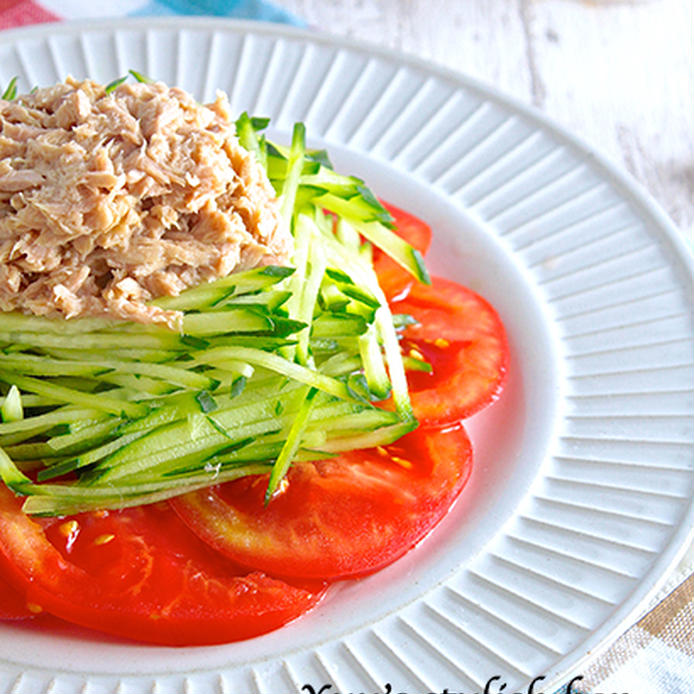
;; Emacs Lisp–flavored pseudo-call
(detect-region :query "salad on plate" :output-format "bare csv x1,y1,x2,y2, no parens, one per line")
0,73,508,646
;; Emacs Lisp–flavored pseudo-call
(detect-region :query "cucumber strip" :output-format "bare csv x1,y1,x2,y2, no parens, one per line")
45,377,102,393
312,191,393,227
1,77,18,101
222,290,292,311
285,214,327,365
7,393,58,408
0,406,103,436
189,434,329,471
358,220,430,284
212,335,298,351
46,347,176,363
151,286,233,311
152,266,294,310
0,331,185,350
0,354,111,378
235,111,267,169
47,418,120,451
334,217,362,250
0,312,114,334
279,122,306,223
210,371,303,406
306,407,398,433
358,324,391,400
375,306,413,419
3,442,60,460
299,170,362,198
297,232,327,364
317,353,362,378
0,373,148,418
402,355,433,373
89,359,218,391
192,347,357,402
283,212,312,363
0,445,31,493
95,372,178,397
105,75,128,93
181,308,275,336
265,387,317,501
1,385,23,422
316,194,429,283
316,419,418,452
320,282,349,312
310,337,360,353
324,268,380,309
20,462,274,516
312,314,367,338
0,423,61,447
203,361,255,381
116,392,205,434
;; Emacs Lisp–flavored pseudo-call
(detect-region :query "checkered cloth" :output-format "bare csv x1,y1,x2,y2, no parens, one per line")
554,573,693,694
0,2,691,692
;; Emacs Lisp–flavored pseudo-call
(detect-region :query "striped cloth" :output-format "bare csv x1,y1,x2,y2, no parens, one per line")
0,2,691,692
0,0,304,28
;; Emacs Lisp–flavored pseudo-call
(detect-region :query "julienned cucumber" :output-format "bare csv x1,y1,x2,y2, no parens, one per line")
0,111,429,517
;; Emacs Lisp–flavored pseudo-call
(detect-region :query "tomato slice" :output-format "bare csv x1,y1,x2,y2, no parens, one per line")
171,424,472,581
0,569,32,620
0,487,325,645
394,275,509,425
374,202,432,298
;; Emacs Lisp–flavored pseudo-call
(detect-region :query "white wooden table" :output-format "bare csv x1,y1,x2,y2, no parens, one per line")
278,0,693,242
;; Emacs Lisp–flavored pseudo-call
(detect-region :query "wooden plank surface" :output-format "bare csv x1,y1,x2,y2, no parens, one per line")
278,0,693,240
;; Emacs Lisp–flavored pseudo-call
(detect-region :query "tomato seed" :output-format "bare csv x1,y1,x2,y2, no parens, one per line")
58,520,79,537
391,456,413,470
94,533,115,546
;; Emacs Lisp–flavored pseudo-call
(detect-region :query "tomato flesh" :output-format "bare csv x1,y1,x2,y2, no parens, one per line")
171,424,473,581
0,487,325,645
0,569,32,620
394,275,509,426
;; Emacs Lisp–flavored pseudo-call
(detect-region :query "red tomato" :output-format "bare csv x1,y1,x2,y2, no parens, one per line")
0,569,32,620
0,487,325,645
374,202,432,298
171,424,473,581
394,275,509,425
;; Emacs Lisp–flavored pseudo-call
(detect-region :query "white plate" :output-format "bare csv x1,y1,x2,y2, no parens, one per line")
0,18,692,694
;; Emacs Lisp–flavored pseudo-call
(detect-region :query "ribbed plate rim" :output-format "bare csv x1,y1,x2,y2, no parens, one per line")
0,16,691,694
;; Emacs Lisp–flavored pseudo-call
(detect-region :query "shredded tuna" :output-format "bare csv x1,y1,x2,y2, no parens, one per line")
0,77,291,329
